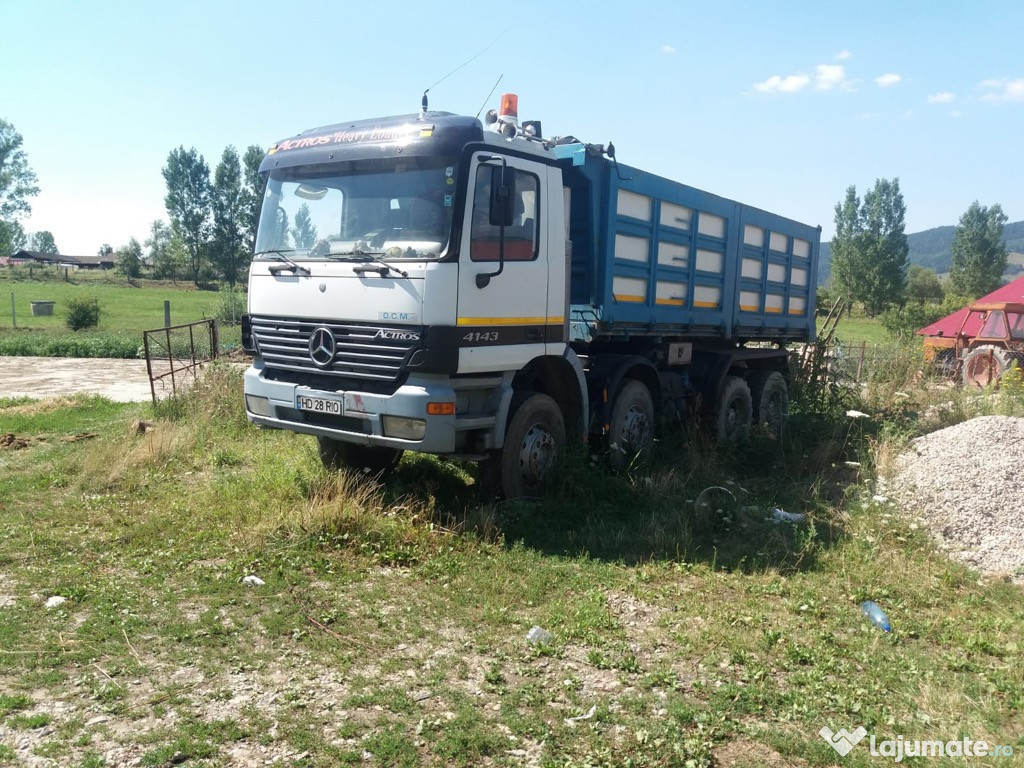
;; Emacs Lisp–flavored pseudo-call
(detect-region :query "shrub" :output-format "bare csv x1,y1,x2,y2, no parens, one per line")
65,297,101,331
214,289,246,325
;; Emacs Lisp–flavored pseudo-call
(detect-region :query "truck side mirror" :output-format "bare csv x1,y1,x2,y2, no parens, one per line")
489,165,516,227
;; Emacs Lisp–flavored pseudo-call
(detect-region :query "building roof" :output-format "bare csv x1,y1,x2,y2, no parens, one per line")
10,250,114,267
917,274,1024,337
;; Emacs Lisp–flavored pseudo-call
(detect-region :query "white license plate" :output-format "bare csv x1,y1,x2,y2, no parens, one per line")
297,396,343,414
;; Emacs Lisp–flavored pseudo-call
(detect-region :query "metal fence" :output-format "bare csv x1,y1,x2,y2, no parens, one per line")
142,319,219,403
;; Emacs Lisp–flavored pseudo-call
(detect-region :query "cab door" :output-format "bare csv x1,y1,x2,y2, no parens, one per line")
455,154,553,374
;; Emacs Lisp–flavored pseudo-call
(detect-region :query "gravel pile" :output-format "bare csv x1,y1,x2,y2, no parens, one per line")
891,415,1024,582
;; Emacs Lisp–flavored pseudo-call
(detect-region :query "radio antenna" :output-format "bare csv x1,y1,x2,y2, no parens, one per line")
475,74,504,119
420,30,508,117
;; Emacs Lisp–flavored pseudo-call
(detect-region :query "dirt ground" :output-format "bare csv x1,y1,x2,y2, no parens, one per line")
0,356,154,402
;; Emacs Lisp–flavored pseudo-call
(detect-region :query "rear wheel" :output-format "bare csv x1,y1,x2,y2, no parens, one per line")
715,376,752,443
748,370,788,437
317,437,403,477
607,379,655,470
481,392,566,500
962,345,1013,388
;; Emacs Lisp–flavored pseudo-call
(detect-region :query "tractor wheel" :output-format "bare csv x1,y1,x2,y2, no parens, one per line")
961,345,1013,388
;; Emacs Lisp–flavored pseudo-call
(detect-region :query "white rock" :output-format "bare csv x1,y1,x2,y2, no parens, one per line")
45,595,67,609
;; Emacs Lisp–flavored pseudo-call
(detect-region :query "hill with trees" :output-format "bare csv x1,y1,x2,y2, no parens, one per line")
818,219,1024,285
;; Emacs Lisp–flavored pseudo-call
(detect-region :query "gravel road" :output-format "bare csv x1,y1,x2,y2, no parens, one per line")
891,415,1024,583
0,356,153,402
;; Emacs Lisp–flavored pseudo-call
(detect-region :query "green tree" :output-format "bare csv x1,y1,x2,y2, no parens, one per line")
0,119,40,256
829,178,909,316
240,144,265,254
97,244,114,259
162,146,212,286
292,203,318,248
0,220,27,256
211,146,246,287
949,201,1008,299
906,264,943,304
145,220,174,280
115,237,143,278
28,230,58,254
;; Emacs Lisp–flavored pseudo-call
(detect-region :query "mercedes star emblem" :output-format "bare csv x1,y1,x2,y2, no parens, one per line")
308,326,336,367
319,283,326,293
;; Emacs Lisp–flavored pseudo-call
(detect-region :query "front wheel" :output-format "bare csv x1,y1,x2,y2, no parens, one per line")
483,392,566,500
317,437,403,478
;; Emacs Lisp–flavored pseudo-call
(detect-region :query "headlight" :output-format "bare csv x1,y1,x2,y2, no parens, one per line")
382,416,425,440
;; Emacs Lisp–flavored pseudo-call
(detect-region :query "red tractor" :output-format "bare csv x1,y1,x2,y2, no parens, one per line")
923,301,1024,387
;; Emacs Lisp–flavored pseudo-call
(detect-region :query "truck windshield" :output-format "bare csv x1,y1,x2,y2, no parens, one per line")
254,156,458,260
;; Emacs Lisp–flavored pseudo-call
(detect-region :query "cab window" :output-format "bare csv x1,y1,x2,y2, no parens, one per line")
470,166,539,262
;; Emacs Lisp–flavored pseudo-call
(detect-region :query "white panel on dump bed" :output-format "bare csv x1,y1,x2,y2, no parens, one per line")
741,258,762,280
743,224,765,247
696,249,723,273
793,238,810,259
769,231,788,253
660,202,692,230
789,296,806,315
693,285,721,309
766,293,784,314
739,290,760,312
615,234,649,263
617,190,652,221
698,212,726,239
613,276,647,302
791,267,808,286
767,263,787,283
657,241,690,267
656,281,688,306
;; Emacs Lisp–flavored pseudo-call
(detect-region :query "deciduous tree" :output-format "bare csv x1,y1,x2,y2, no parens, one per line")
115,237,143,278
211,146,246,287
949,201,1008,299
906,264,943,304
0,119,39,256
240,144,265,254
829,178,909,316
162,146,212,286
29,230,58,254
145,220,176,280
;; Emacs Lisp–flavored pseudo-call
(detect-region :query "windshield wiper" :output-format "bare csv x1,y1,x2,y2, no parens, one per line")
352,259,409,278
257,249,311,276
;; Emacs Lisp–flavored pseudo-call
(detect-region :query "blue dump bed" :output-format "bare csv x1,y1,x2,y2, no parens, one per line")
564,155,819,344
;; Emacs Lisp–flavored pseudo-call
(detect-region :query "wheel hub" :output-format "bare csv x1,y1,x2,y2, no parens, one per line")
519,425,556,483
620,406,650,450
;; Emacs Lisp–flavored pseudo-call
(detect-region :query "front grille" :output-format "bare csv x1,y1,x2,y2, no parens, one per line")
251,316,422,382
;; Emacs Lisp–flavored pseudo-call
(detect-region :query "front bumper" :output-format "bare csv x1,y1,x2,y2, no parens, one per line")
243,362,458,453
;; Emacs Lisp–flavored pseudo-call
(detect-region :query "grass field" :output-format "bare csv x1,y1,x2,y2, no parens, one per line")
1,366,1021,766
0,268,241,356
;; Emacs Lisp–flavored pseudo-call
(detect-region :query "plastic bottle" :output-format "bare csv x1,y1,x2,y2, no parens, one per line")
526,625,554,645
860,601,891,632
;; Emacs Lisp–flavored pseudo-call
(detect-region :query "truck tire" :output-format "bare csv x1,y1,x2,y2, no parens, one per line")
748,370,788,438
317,437,403,478
607,379,655,470
487,392,566,499
715,376,752,443
962,345,1013,388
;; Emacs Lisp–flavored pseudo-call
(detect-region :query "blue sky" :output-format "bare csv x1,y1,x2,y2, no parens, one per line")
3,0,1022,256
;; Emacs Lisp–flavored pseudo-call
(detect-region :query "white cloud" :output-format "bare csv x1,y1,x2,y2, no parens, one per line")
875,73,901,88
661,45,676,55
979,77,1024,102
815,64,848,91
835,50,851,60
753,74,812,93
927,92,956,104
